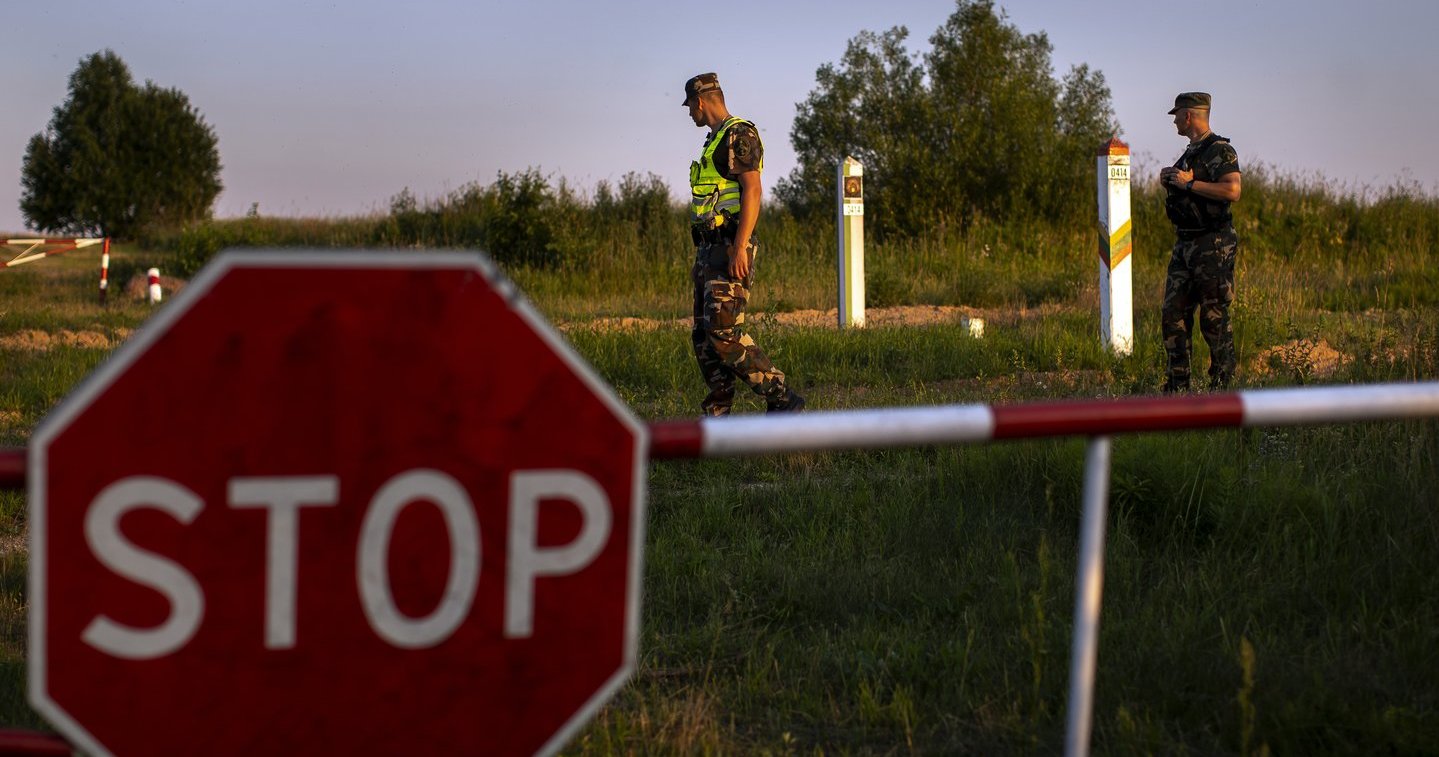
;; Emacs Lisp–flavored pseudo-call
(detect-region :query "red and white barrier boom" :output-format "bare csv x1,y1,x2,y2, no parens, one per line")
651,382,1439,757
4,381,1438,756
647,383,1439,458
1,237,107,270
1,237,110,303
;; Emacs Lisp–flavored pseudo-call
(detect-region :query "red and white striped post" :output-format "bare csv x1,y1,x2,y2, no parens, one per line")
99,238,110,304
147,267,162,304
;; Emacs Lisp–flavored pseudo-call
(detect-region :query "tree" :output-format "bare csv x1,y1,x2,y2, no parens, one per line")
20,50,222,238
775,1,1117,238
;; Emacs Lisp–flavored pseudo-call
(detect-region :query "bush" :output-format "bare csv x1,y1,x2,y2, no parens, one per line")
153,169,689,277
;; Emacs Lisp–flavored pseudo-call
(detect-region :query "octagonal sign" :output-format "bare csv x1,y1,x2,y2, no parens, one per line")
29,250,648,756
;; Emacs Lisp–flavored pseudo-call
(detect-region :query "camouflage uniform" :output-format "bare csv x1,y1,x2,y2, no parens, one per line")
1161,131,1241,391
691,237,790,415
688,117,797,416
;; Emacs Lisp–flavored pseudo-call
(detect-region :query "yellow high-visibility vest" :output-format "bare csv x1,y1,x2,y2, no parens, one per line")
689,116,761,229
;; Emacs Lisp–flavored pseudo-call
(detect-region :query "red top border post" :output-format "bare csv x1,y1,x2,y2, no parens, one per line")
1097,137,1129,156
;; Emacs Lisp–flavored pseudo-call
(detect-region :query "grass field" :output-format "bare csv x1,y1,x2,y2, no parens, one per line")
2,178,1438,753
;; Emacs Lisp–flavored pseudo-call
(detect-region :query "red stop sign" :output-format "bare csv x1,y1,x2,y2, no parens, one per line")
28,251,647,756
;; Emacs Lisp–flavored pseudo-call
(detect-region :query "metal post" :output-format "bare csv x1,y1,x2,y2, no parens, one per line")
1065,435,1113,757
837,157,865,328
1096,139,1133,355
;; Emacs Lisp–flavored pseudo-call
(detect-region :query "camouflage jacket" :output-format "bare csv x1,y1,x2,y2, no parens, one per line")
1165,133,1240,233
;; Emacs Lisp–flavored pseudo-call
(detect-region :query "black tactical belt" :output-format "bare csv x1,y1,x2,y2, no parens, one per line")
1175,225,1233,240
691,226,733,246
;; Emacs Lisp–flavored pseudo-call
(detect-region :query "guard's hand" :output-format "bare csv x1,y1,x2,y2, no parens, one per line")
728,243,751,281
1173,168,1194,187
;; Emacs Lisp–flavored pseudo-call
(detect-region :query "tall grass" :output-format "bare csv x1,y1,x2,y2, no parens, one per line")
566,310,1439,752
146,166,1439,325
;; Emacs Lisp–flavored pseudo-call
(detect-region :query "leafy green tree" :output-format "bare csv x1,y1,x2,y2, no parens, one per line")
775,1,1117,238
20,50,222,238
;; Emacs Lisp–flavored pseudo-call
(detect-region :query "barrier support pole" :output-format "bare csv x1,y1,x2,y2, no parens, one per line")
1065,435,1113,757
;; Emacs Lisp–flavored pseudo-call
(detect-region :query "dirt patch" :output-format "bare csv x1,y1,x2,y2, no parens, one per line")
561,303,1072,333
575,316,684,333
762,305,992,330
814,367,1114,407
1251,338,1349,379
0,532,23,557
0,328,131,351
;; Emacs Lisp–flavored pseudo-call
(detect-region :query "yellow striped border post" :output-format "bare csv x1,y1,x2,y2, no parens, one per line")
1095,138,1134,355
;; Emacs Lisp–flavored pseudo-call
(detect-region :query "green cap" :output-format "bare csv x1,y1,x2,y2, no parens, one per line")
1168,92,1211,114
682,72,721,105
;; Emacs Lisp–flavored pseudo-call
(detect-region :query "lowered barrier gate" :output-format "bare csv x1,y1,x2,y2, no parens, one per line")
3,381,1437,755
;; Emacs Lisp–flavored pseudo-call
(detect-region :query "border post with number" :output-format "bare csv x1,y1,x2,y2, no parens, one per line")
1096,138,1134,355
837,157,865,329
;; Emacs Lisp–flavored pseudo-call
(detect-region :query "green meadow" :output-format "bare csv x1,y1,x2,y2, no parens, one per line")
1,170,1437,753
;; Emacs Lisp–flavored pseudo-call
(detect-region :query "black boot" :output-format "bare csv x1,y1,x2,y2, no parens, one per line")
766,389,806,413
701,386,734,417
1162,377,1190,394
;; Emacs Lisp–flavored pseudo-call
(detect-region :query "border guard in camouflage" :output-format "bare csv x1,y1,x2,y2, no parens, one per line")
1158,92,1243,392
682,72,805,416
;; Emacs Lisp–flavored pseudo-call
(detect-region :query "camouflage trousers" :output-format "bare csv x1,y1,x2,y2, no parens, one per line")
690,239,790,416
1161,229,1238,390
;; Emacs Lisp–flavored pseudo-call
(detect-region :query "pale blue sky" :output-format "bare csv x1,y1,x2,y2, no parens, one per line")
3,0,1435,234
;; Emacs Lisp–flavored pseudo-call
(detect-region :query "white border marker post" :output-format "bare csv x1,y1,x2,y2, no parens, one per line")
1096,138,1133,355
837,156,865,329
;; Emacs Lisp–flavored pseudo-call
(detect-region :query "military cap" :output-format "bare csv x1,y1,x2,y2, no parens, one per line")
682,72,722,105
1168,92,1211,114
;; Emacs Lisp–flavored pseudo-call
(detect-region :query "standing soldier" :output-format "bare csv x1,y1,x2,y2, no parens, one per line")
682,72,804,416
1159,92,1243,392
